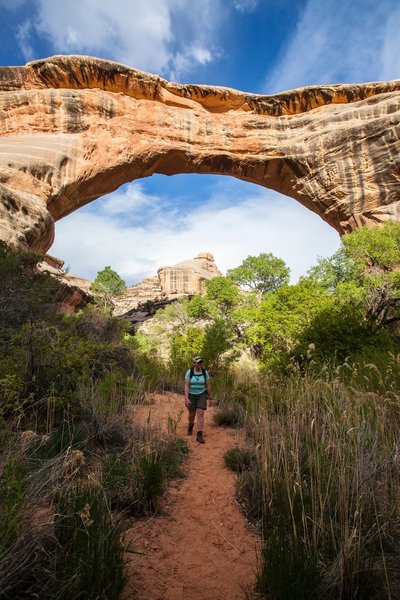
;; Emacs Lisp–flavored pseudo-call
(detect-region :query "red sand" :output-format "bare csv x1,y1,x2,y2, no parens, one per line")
124,392,261,600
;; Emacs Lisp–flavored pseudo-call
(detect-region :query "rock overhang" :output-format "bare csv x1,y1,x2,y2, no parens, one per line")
1,54,400,255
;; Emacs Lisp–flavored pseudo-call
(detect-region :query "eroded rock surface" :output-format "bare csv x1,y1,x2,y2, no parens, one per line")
1,55,400,254
113,252,221,320
38,254,92,313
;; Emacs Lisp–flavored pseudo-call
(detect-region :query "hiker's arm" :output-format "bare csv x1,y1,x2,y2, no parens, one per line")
184,379,190,407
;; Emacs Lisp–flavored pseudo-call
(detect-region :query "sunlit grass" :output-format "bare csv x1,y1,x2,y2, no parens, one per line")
0,372,188,599
220,357,400,600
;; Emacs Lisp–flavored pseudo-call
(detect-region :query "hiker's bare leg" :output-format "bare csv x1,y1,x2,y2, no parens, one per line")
188,410,196,427
196,408,205,431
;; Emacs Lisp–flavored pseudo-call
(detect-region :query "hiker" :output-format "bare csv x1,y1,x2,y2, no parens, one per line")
184,356,213,444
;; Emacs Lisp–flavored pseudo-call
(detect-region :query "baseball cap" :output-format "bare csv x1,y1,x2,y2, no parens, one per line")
193,356,203,363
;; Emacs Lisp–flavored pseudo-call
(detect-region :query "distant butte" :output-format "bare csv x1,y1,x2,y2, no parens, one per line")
1,54,400,255
113,252,221,318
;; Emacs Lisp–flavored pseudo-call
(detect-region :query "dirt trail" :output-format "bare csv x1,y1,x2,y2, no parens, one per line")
125,392,260,600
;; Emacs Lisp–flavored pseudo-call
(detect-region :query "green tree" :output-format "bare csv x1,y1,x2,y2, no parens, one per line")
291,302,396,369
227,252,290,295
205,276,241,311
340,221,400,325
201,318,239,373
306,247,357,292
169,327,205,377
245,279,332,368
90,266,126,313
185,295,211,319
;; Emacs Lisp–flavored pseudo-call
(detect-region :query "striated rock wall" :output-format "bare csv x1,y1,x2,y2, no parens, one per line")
158,252,221,295
1,55,400,254
113,252,221,316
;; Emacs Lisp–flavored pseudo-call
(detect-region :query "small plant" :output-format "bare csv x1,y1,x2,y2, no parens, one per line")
159,436,189,479
167,408,184,436
137,452,165,514
102,453,139,513
224,447,255,473
49,483,128,599
236,467,263,523
213,404,244,428
28,425,87,461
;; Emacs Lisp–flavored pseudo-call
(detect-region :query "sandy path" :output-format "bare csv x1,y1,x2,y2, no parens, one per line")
125,392,260,600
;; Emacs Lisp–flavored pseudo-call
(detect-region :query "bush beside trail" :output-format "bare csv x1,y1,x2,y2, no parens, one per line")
0,243,187,599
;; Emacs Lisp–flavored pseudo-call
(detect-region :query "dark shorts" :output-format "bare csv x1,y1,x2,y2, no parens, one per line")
188,392,208,411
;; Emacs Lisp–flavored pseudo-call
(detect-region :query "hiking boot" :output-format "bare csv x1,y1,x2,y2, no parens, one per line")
196,431,205,444
187,423,194,435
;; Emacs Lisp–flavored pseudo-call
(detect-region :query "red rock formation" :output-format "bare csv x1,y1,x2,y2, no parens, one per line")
113,252,221,317
38,254,92,313
1,55,400,254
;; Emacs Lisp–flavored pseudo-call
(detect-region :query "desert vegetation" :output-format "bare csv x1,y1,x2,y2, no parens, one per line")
133,222,400,599
0,241,187,599
1,221,400,599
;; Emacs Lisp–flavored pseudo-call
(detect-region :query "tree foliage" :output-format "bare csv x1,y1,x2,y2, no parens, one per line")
0,241,61,328
205,276,241,310
169,327,205,377
90,266,126,312
244,279,332,368
90,266,126,296
227,252,290,295
139,221,400,376
340,222,400,325
0,245,134,422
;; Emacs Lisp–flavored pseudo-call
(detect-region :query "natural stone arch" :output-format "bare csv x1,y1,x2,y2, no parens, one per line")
1,54,400,254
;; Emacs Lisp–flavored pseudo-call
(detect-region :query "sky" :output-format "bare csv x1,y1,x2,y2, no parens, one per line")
1,0,400,284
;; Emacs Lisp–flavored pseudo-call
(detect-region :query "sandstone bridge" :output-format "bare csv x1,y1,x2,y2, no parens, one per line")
1,54,400,254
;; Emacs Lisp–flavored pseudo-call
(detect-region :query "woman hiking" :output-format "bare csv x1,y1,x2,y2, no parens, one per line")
184,356,213,444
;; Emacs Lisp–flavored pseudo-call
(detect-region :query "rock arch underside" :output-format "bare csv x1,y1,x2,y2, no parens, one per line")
1,54,400,254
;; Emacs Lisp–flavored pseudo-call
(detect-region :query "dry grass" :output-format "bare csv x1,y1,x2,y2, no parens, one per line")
215,359,400,599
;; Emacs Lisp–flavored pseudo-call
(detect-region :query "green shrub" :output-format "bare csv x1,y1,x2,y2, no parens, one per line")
224,447,255,473
213,404,244,428
0,457,26,550
102,453,139,513
28,426,87,461
159,436,188,479
236,467,263,523
134,452,165,514
49,483,128,599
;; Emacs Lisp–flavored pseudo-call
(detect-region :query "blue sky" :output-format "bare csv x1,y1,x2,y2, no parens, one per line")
2,0,400,284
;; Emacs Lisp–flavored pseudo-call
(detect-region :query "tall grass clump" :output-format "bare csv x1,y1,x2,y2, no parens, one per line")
49,483,128,599
0,243,191,599
247,365,400,600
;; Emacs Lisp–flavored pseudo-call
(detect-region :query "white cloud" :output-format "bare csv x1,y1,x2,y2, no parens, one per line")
191,46,212,65
32,0,172,72
16,21,35,60
265,0,400,93
88,183,160,220
17,0,222,79
234,0,258,12
50,182,340,285
381,6,400,80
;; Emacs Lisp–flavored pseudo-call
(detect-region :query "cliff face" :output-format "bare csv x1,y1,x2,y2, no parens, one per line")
1,55,400,254
158,252,221,295
113,252,221,317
